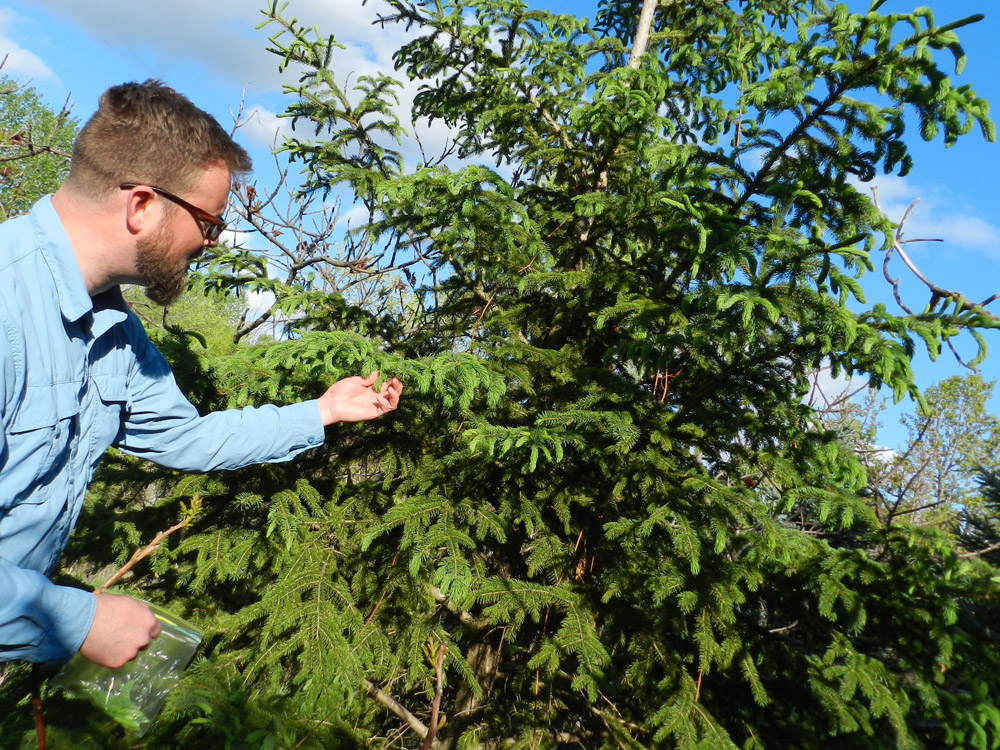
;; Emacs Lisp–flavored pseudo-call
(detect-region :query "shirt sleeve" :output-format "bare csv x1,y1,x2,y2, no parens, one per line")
0,321,96,664
116,315,326,472
0,559,96,664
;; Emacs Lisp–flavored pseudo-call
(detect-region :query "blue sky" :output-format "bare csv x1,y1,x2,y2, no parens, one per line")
1,0,997,441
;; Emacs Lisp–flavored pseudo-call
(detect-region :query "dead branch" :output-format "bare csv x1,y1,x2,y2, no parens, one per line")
364,679,431,741
219,138,430,343
419,644,447,750
872,189,1000,328
958,539,1000,559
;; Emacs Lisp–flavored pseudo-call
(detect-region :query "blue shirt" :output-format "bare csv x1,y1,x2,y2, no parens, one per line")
0,197,326,664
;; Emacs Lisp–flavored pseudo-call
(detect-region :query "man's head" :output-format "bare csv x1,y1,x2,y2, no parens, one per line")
65,80,251,198
62,81,252,305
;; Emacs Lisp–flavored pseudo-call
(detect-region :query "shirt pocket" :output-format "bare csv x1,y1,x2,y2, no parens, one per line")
6,382,81,502
90,374,129,451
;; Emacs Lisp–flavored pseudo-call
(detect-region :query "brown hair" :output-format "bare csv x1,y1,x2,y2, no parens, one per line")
65,80,252,197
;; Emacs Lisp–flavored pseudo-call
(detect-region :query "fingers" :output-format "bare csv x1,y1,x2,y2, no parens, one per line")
317,373,403,425
80,593,162,669
373,377,402,411
364,373,402,409
383,378,403,408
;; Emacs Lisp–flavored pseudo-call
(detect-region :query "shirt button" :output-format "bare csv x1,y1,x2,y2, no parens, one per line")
307,436,316,445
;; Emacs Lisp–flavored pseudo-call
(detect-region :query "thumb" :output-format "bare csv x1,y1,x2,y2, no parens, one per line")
360,371,379,386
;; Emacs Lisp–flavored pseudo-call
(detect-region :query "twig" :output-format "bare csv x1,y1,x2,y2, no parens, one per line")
431,586,489,629
362,589,390,629
958,539,1000,559
469,288,499,340
768,620,799,634
587,701,644,733
364,679,430,739
419,644,447,750
450,416,468,446
94,496,201,594
32,666,45,750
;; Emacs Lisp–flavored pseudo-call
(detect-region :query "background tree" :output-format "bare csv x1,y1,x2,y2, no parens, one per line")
957,469,1000,563
0,73,76,219
820,373,1000,531
887,376,1000,525
3,2,1000,749
199,96,421,345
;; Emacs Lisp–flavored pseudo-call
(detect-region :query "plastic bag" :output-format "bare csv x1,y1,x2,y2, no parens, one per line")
51,602,203,735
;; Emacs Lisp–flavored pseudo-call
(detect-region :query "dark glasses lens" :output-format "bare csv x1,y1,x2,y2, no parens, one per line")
200,219,226,243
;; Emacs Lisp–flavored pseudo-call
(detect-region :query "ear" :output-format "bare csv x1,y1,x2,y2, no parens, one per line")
121,186,158,235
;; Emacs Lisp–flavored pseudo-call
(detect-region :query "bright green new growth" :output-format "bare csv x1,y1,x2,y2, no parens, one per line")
8,1,1000,748
102,681,145,734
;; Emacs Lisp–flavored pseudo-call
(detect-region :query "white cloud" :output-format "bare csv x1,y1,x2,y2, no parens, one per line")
237,105,294,150
338,204,370,229
245,288,275,316
13,0,406,98
18,0,461,168
0,9,55,81
859,174,1000,260
24,0,282,93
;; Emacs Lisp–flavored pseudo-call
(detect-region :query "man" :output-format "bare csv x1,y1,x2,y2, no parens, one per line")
0,81,402,669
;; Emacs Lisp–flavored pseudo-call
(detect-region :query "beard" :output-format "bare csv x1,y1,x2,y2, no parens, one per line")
135,223,190,306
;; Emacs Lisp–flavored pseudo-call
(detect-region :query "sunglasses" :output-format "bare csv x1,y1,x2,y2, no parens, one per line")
120,183,227,244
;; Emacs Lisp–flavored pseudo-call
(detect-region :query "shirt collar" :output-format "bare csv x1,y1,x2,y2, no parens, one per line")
90,288,130,340
30,195,95,324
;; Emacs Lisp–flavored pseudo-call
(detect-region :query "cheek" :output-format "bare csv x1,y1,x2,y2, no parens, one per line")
165,211,204,257
172,231,204,264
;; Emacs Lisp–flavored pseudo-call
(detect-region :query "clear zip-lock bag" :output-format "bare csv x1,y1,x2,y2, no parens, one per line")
51,602,203,735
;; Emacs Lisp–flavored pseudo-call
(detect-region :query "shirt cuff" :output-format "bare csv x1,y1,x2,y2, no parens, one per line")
283,399,326,453
39,585,97,665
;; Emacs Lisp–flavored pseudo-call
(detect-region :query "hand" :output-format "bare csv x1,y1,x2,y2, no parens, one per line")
317,371,403,426
79,593,161,669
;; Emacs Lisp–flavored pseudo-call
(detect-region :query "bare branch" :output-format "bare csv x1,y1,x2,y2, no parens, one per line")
627,0,659,69
364,679,430,741
958,539,1000,559
872,190,999,326
94,496,202,594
